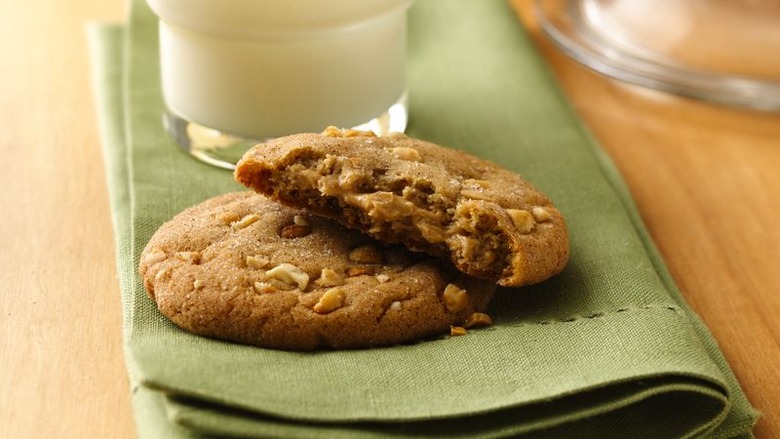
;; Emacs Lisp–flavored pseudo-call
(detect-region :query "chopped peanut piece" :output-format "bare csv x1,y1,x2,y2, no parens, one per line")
460,189,492,201
348,244,383,264
144,249,167,264
464,179,492,189
450,326,467,336
218,211,241,225
347,266,374,277
232,214,260,230
375,274,390,283
321,126,343,137
313,288,345,314
280,224,311,239
461,179,493,200
175,251,200,264
253,281,276,294
464,312,492,328
321,126,377,138
343,128,377,137
246,255,270,269
417,221,448,243
193,279,204,290
532,206,552,222
316,268,345,287
266,263,310,290
506,209,534,234
293,214,310,226
154,267,169,281
390,146,422,162
442,283,468,313
389,300,402,311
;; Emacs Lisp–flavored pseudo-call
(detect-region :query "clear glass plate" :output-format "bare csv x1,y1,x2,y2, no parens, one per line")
535,0,780,110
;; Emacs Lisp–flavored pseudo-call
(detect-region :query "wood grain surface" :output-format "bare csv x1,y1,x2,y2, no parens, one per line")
0,0,135,438
0,0,776,438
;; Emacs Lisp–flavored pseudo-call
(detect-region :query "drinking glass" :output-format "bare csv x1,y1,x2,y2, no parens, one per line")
148,0,414,169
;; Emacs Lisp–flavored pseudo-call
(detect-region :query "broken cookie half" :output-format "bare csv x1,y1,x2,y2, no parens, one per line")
235,127,569,287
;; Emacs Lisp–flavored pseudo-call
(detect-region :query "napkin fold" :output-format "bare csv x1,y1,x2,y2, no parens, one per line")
89,0,759,437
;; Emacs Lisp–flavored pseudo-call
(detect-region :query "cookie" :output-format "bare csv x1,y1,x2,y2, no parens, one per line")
139,192,495,350
234,128,569,287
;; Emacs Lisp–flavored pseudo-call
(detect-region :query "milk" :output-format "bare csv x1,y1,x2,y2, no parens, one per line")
148,0,413,140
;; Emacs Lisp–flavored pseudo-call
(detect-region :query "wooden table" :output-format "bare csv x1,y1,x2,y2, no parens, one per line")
1,0,777,437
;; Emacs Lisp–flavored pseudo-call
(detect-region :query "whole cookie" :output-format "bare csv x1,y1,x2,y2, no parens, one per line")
139,192,495,351
235,128,569,287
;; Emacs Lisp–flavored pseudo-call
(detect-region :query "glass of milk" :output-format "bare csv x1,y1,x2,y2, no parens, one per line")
147,0,414,169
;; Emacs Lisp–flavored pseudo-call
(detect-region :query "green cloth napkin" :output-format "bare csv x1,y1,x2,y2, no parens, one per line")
89,0,759,437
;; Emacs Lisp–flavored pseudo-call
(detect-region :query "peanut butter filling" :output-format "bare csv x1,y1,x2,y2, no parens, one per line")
258,148,549,282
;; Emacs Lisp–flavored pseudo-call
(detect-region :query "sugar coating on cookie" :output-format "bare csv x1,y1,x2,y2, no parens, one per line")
234,128,569,287
138,192,495,350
